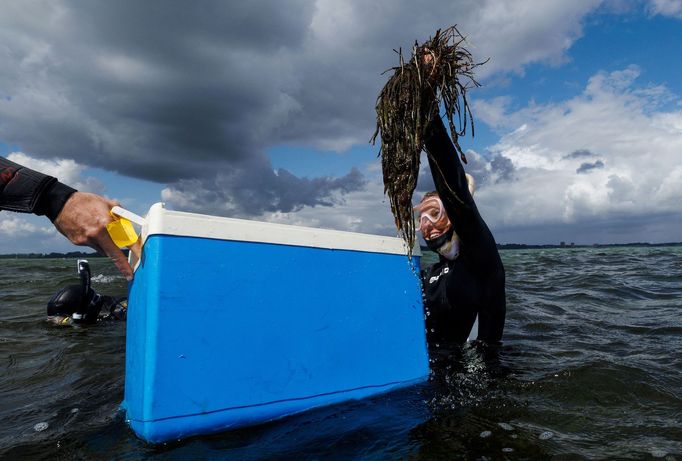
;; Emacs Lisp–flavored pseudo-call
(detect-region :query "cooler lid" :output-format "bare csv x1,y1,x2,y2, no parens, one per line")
139,202,420,256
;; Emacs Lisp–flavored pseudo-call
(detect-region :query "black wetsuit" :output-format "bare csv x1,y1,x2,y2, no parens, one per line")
421,119,506,344
0,156,76,221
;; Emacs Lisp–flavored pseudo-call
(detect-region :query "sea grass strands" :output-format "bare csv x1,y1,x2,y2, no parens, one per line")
372,26,485,256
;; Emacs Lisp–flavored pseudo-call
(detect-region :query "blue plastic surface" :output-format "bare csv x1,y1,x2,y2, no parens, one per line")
123,234,428,443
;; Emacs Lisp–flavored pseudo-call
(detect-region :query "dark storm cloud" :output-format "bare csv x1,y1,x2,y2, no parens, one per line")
0,1,607,217
0,0,375,212
490,154,515,181
0,1,314,176
164,159,365,216
415,150,514,199
563,149,595,160
576,160,605,174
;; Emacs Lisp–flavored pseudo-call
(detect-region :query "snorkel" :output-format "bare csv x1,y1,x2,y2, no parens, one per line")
47,260,104,325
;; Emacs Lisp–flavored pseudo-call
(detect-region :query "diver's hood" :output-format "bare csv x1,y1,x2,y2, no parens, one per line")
424,227,460,261
46,285,102,324
424,227,453,252
46,260,101,324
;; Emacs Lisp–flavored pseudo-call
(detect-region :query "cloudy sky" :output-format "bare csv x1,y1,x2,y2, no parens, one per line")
1,0,681,253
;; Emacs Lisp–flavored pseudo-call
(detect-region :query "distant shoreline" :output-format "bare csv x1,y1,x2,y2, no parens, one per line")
495,242,682,250
0,251,109,259
1,242,681,258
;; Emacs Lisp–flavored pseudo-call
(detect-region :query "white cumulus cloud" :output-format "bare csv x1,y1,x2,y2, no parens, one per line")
471,65,682,243
0,215,54,237
648,0,682,18
6,152,104,193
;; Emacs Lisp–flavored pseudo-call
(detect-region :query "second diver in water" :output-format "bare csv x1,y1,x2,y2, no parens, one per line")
47,260,127,325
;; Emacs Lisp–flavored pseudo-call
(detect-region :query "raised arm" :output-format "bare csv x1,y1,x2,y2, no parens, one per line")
423,117,479,243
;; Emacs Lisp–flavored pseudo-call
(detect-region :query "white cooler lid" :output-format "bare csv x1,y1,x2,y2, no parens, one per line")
139,202,421,256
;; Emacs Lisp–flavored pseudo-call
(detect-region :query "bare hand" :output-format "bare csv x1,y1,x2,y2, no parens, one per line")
53,192,134,280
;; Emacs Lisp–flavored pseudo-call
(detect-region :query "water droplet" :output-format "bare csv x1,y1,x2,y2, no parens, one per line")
70,408,79,414
498,422,514,431
34,422,48,432
502,447,514,453
539,431,554,440
479,430,492,438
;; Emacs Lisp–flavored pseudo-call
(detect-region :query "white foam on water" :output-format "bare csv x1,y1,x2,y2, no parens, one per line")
33,422,48,432
539,431,554,440
91,274,118,284
502,448,514,453
479,431,492,438
497,422,514,431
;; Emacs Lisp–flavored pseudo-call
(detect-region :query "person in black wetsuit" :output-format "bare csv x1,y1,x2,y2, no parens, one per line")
416,118,506,345
47,259,127,325
0,156,134,279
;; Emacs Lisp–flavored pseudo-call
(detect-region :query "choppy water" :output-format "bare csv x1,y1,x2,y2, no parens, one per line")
1,247,681,460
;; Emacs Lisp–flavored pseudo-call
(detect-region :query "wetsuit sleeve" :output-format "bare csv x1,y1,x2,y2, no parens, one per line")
423,117,501,272
0,156,77,222
423,117,481,246
423,118,506,343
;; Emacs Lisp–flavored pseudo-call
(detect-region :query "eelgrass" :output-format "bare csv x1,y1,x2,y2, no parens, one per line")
372,26,485,255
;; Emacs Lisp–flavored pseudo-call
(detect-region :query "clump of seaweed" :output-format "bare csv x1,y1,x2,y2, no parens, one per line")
372,26,484,255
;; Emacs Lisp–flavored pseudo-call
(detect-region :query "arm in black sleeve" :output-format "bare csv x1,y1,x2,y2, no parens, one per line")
0,156,77,222
424,120,506,343
423,117,478,242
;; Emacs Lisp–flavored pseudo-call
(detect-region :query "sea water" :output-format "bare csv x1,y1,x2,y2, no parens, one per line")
0,246,680,460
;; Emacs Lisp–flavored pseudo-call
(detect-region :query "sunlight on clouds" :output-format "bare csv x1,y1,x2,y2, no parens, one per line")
261,161,397,237
0,213,77,253
0,215,54,237
96,53,163,84
648,0,682,18
655,166,682,206
6,152,104,193
475,66,682,236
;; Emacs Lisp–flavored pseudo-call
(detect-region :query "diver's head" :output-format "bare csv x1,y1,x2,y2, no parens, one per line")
415,193,460,260
414,174,475,261
46,284,98,325
46,260,103,325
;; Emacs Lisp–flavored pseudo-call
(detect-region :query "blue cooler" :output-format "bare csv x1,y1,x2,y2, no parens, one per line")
123,203,428,443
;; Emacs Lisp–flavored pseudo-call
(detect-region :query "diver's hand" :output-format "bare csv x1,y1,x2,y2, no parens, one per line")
53,192,133,281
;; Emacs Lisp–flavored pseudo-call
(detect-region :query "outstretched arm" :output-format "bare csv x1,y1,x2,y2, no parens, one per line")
1,156,75,218
423,117,478,242
1,156,134,280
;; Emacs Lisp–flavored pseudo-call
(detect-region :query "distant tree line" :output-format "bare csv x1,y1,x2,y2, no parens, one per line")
495,242,682,250
418,242,682,253
0,251,105,259
1,242,680,259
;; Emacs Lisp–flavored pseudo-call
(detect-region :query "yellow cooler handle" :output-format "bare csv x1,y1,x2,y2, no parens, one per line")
106,206,146,260
110,206,146,226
